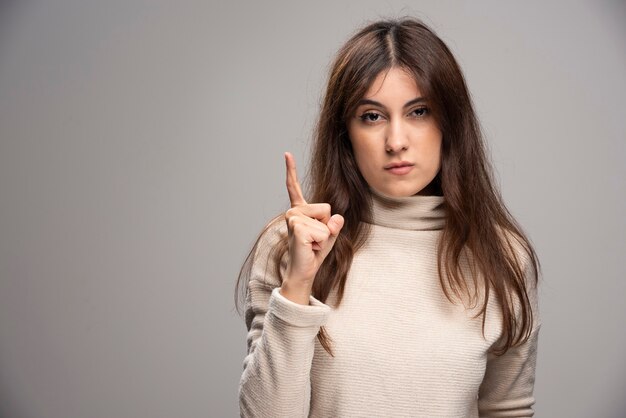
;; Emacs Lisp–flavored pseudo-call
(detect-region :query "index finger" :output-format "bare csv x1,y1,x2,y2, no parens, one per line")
284,151,307,207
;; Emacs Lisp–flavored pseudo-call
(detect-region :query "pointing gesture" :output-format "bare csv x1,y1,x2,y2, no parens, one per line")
285,151,307,208
280,152,344,304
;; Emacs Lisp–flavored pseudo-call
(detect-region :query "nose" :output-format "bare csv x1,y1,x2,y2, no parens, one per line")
385,117,409,153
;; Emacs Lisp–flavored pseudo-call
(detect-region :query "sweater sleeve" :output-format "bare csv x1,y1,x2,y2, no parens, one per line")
477,255,542,418
238,220,332,418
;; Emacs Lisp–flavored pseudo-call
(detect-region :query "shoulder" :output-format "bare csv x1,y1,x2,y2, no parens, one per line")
494,224,541,328
494,224,533,274
249,214,289,288
256,214,288,254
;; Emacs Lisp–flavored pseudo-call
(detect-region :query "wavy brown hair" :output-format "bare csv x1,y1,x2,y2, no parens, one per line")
234,16,541,357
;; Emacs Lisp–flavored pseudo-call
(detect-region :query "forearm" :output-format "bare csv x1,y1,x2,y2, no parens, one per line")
239,286,330,418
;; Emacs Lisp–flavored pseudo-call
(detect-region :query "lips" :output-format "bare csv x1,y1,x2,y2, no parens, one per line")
384,161,414,169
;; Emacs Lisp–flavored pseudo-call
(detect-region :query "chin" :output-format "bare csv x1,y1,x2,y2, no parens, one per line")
376,183,427,198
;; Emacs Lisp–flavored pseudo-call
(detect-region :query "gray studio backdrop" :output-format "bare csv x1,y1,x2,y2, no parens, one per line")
0,1,624,417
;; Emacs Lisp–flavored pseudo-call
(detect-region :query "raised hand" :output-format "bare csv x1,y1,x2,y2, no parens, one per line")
281,152,344,304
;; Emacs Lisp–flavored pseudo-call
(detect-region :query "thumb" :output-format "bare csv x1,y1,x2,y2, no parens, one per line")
318,214,344,261
327,214,344,237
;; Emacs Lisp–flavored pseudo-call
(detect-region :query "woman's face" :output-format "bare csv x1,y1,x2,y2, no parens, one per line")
347,66,442,197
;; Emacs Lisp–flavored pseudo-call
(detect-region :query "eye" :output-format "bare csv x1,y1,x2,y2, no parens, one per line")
411,106,429,117
358,112,383,124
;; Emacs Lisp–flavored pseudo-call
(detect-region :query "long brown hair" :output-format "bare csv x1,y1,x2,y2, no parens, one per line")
234,16,541,357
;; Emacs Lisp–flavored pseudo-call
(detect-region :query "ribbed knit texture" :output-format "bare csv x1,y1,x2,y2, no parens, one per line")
239,188,541,418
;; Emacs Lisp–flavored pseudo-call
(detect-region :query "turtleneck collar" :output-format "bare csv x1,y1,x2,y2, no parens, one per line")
364,185,446,231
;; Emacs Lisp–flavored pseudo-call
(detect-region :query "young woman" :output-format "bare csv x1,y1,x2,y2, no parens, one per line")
234,16,541,418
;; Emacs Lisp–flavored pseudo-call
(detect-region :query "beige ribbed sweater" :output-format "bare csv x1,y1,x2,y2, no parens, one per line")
238,186,541,417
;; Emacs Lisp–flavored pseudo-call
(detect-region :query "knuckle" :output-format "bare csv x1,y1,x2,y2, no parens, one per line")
322,202,331,214
313,220,330,237
292,222,304,235
286,207,301,218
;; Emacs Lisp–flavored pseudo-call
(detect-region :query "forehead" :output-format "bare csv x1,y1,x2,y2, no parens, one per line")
363,67,421,100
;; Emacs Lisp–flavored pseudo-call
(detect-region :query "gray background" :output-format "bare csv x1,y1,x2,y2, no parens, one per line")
0,0,624,417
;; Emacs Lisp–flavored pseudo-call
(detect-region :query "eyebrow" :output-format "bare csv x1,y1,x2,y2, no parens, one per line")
357,97,427,109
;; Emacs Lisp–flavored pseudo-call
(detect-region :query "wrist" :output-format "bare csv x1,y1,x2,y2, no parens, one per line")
279,280,312,305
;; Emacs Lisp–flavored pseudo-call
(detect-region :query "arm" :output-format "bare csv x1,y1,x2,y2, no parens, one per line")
477,257,542,417
477,323,541,417
238,221,331,418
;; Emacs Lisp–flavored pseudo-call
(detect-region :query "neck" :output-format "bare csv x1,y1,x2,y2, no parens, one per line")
364,185,446,231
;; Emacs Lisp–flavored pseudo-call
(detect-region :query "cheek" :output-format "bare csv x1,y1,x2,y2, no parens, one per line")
423,131,442,161
352,139,378,167
349,128,373,158
431,138,442,160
